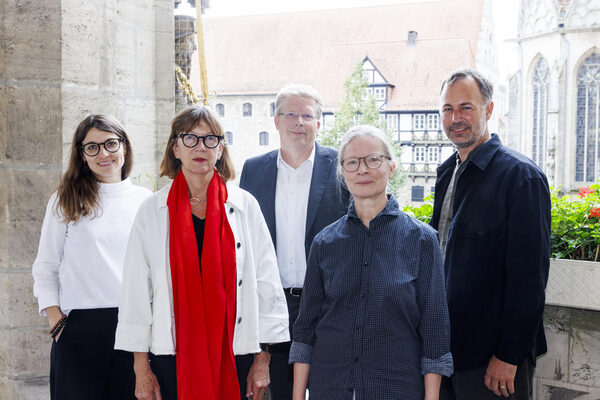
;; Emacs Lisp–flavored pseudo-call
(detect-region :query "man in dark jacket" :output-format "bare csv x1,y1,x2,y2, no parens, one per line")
431,68,550,400
240,84,349,399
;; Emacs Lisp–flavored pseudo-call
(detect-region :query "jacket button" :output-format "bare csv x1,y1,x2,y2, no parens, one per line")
237,317,242,323
238,280,243,286
237,242,241,249
229,207,234,214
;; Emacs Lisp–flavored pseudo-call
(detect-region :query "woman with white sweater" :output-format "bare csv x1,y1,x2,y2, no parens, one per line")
32,115,152,400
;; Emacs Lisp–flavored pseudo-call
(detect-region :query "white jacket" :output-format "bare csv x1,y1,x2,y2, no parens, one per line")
114,182,289,355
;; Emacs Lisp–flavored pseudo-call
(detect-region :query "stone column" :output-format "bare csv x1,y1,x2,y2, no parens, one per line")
0,1,174,398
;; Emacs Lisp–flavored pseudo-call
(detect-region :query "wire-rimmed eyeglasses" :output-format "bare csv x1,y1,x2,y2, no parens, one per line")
80,138,124,157
277,112,316,122
177,133,222,149
341,153,391,173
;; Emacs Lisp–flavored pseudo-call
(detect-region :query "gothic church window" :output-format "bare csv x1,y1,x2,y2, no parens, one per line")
532,58,549,171
575,53,600,182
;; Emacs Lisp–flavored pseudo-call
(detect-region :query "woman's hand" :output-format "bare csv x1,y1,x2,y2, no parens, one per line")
424,372,442,400
133,352,162,400
45,306,65,342
246,351,271,399
293,363,310,400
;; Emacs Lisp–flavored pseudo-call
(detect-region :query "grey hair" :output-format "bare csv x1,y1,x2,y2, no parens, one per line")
274,84,323,118
440,68,494,104
337,125,395,180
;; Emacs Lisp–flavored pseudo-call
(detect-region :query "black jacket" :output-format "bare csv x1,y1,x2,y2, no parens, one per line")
430,134,550,372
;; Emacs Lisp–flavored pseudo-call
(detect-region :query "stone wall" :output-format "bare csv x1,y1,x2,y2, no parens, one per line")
537,306,600,399
0,1,174,399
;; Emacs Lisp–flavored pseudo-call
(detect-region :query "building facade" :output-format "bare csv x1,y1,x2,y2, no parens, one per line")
506,0,600,191
199,0,498,205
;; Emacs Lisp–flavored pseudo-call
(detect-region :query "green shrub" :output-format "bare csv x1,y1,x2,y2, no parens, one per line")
401,185,600,261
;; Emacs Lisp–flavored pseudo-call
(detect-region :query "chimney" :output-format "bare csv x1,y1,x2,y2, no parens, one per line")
407,31,418,48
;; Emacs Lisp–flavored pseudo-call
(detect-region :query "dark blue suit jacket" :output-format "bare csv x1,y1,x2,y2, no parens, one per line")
239,143,349,260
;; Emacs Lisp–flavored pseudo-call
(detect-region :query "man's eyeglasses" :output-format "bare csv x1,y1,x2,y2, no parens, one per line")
80,138,124,157
177,133,222,149
277,112,316,122
341,153,391,173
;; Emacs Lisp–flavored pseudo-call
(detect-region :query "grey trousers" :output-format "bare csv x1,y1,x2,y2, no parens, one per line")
440,357,535,400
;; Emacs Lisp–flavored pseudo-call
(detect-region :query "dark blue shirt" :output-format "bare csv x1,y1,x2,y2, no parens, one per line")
430,134,550,372
290,196,453,400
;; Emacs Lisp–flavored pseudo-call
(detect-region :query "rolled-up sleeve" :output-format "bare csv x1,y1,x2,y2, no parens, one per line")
417,229,453,377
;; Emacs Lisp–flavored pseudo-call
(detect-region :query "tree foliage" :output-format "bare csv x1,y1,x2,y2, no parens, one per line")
318,60,405,194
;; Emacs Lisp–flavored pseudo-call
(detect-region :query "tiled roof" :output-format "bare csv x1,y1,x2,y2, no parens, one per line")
203,0,484,111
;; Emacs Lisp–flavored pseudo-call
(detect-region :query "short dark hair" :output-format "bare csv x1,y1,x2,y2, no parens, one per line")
440,68,494,104
160,105,235,181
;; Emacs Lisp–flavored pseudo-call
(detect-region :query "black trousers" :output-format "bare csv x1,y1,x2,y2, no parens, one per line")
50,308,135,400
268,292,301,400
440,357,535,400
149,352,255,400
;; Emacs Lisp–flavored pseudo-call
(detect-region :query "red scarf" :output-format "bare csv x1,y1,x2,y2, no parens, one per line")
167,170,239,400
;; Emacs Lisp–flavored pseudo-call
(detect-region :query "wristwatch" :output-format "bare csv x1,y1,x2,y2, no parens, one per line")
259,343,271,353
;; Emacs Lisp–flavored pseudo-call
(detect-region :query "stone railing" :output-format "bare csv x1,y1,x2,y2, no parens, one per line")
535,259,600,399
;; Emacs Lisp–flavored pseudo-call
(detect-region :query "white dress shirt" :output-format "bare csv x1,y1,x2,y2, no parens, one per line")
114,182,289,356
275,146,315,288
32,178,152,316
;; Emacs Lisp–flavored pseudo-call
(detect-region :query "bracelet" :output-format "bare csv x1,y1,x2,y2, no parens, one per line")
50,317,67,339
49,314,67,336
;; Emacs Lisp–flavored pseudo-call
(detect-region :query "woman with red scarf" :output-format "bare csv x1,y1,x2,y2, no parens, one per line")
115,106,290,400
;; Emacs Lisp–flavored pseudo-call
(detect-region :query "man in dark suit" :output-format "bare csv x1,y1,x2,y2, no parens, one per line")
240,84,349,400
431,69,550,400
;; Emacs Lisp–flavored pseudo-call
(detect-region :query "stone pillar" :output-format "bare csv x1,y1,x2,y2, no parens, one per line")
0,1,174,398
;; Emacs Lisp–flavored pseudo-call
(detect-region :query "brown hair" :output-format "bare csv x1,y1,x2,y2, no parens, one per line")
440,68,494,104
55,115,133,223
160,105,235,181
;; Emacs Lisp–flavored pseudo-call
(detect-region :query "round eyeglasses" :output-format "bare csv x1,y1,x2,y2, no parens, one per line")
277,112,316,122
177,133,222,149
80,138,124,157
341,153,391,173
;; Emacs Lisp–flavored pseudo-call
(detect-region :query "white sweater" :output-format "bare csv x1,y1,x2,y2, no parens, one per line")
32,178,152,316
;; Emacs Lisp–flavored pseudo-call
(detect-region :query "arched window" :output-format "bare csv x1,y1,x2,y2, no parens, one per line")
532,58,549,171
575,52,600,182
243,102,252,117
225,131,233,146
259,131,269,146
216,103,225,117
270,102,276,117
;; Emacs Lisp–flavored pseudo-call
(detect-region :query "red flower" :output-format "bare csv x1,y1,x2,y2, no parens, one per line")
579,187,595,198
589,207,600,219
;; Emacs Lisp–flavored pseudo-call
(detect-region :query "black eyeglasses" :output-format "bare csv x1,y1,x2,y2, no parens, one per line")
177,133,222,149
277,112,316,122
341,153,391,172
80,138,124,157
